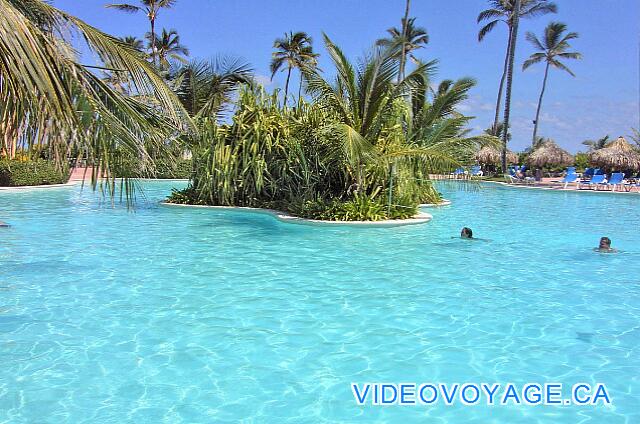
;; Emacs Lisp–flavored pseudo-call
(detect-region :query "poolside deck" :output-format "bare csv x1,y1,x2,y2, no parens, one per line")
499,177,640,193
432,175,640,194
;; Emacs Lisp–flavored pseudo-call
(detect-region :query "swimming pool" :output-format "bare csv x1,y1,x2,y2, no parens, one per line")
1,181,638,423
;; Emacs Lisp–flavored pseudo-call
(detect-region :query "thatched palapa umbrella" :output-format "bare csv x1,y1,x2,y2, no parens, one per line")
527,139,573,167
476,146,518,165
589,136,640,170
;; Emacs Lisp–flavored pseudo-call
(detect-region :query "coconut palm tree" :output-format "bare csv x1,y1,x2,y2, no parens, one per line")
120,35,145,51
477,0,557,135
169,56,253,118
484,122,511,141
500,0,521,171
582,135,609,151
147,28,189,70
376,17,428,80
1,0,189,192
105,0,177,66
270,31,317,106
303,35,495,192
523,22,581,145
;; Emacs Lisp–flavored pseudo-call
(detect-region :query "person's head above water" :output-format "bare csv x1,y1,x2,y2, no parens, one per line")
460,227,473,239
598,237,612,250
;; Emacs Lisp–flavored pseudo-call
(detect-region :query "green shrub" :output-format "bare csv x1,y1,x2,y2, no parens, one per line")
574,152,589,171
154,159,192,179
289,193,418,221
0,160,68,187
166,187,207,205
113,156,193,179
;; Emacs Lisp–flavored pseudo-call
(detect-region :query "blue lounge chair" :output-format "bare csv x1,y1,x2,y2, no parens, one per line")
451,167,465,179
579,174,605,190
566,166,576,175
559,173,578,189
470,165,483,177
601,173,625,191
583,168,594,178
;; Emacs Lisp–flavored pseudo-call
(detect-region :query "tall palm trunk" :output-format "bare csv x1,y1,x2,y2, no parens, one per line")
284,66,292,106
501,0,521,172
492,27,512,134
399,0,411,80
150,16,157,65
297,71,303,106
532,61,550,145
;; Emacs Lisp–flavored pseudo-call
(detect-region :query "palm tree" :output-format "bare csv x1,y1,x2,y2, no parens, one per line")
582,135,609,151
147,28,189,70
120,35,145,51
302,35,495,192
1,0,189,192
484,121,511,141
105,0,177,66
270,31,317,106
523,22,581,144
170,56,253,118
500,0,521,171
477,0,557,135
377,17,428,80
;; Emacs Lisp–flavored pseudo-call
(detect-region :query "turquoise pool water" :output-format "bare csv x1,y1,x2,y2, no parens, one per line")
1,181,639,423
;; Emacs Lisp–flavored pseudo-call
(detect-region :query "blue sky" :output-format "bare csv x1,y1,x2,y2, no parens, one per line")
54,0,639,153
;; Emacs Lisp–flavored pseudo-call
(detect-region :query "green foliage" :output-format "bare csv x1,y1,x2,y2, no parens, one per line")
2,0,190,199
166,187,207,205
166,36,491,221
287,193,417,222
574,152,589,170
0,160,68,186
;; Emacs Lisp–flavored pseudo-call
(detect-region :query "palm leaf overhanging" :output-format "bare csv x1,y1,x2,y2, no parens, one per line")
1,0,191,196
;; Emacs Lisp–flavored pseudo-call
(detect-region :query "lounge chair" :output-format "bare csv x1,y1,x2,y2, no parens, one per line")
580,167,599,183
579,174,605,190
451,167,465,179
600,173,625,191
470,165,483,177
505,174,535,185
558,173,579,189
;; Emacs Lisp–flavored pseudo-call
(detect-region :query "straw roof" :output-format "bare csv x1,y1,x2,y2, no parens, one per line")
589,136,640,170
475,146,518,165
527,140,573,167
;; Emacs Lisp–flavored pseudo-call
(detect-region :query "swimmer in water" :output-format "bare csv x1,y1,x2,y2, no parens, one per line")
595,236,616,253
460,227,473,239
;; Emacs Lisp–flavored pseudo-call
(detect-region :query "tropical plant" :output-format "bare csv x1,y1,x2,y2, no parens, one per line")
582,135,610,151
376,17,428,80
523,22,581,144
484,121,511,141
499,0,521,171
0,159,68,186
105,0,177,66
147,28,189,70
270,31,318,105
1,0,189,195
120,35,145,51
302,35,496,206
477,0,557,135
169,56,253,118
170,35,495,221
